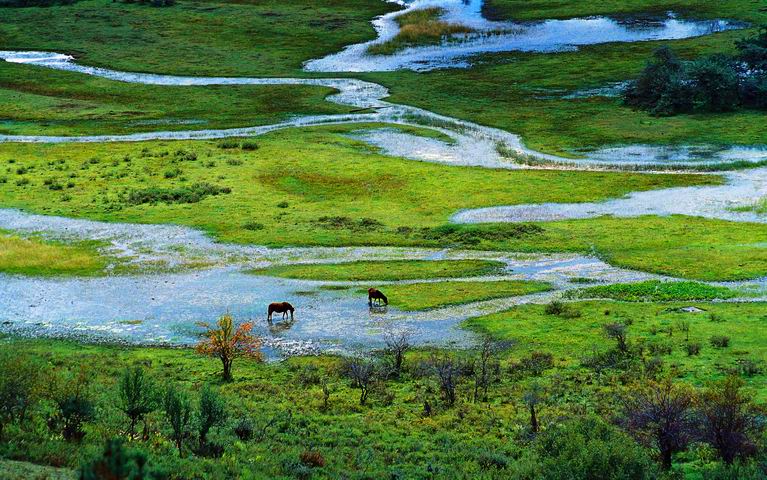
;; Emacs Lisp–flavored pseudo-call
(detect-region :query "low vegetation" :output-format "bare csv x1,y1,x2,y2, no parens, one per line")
254,259,506,281
2,299,766,478
0,233,105,276
368,7,473,55
567,280,739,302
378,280,552,311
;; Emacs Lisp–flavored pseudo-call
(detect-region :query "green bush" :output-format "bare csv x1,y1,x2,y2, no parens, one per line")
512,416,658,479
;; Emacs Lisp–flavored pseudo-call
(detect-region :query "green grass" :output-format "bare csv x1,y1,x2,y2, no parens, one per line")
373,280,552,310
0,232,105,276
565,280,739,302
481,0,763,22
253,259,506,282
367,7,473,56
0,0,396,76
0,460,74,480
464,300,767,397
1,126,756,280
0,125,713,248
731,196,767,214
0,61,354,136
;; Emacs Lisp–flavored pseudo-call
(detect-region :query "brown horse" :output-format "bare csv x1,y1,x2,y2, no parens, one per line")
368,288,388,306
267,302,294,323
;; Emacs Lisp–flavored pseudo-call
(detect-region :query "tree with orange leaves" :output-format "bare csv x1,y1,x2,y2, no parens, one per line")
196,313,263,381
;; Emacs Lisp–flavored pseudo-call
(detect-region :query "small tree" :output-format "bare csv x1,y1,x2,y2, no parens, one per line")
197,385,227,451
80,438,152,480
118,366,157,439
697,376,764,465
344,357,376,406
604,322,629,353
0,352,42,439
163,384,192,454
196,313,263,381
383,326,411,374
430,354,461,407
621,379,697,470
51,366,95,442
523,382,545,433
473,337,510,402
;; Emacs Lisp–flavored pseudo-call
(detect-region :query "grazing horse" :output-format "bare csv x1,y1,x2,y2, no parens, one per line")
267,302,294,323
368,288,388,306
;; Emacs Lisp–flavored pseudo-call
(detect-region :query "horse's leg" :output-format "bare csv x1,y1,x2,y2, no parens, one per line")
267,310,273,324
290,309,294,321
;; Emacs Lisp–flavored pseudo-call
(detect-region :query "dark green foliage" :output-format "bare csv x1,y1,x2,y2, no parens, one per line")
0,352,42,439
79,438,154,480
419,223,543,246
197,385,227,451
624,46,692,116
233,417,255,441
698,377,764,464
50,369,95,442
0,0,76,6
118,367,157,439
514,416,657,479
124,183,231,205
686,342,702,356
119,0,175,7
625,28,767,115
710,335,731,348
163,384,192,454
543,300,580,318
687,55,740,112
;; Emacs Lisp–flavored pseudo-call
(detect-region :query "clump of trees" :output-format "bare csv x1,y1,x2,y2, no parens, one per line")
0,0,77,7
624,27,767,115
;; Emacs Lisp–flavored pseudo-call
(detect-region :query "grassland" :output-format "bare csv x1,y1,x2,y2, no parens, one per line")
0,232,105,276
464,300,767,397
2,126,759,281
0,61,354,136
0,0,396,76
373,280,552,310
367,7,473,56
481,0,763,22
3,297,766,478
1,0,764,155
254,259,505,282
566,280,739,302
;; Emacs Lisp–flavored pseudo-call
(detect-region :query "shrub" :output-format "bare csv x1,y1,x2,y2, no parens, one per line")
79,439,153,480
163,168,182,179
241,141,258,151
125,182,231,205
234,417,254,441
510,351,554,378
686,342,702,356
737,359,762,377
50,368,95,442
173,149,197,162
299,450,326,468
242,221,265,231
197,385,227,451
477,450,510,470
0,352,44,439
710,335,731,348
277,201,289,208
226,158,243,166
163,384,192,453
217,140,240,149
514,415,657,479
117,366,157,439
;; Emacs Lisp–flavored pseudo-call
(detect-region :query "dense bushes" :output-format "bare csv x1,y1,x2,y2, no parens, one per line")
124,182,231,205
0,0,77,6
624,28,767,115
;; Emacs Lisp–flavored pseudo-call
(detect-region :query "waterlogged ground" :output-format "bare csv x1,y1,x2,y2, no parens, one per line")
0,0,766,354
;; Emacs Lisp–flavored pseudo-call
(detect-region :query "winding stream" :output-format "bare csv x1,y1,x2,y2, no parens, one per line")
0,0,765,353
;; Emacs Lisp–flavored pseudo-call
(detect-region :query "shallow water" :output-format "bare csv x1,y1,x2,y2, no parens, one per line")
0,207,667,353
306,1,741,72
453,168,767,224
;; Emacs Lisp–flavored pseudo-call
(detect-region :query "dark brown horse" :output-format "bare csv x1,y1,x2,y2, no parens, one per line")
368,288,388,306
267,302,294,323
